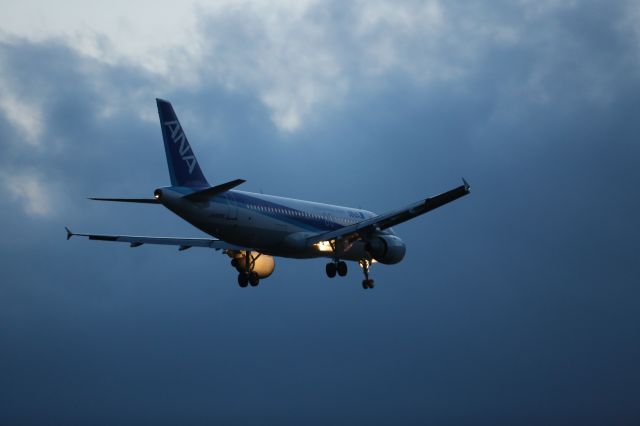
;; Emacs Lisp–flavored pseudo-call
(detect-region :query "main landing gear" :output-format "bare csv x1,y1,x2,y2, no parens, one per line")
325,259,375,289
233,251,261,288
325,260,348,278
237,271,259,288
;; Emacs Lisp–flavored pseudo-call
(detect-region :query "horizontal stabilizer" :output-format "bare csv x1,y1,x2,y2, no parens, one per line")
88,197,160,204
183,179,246,201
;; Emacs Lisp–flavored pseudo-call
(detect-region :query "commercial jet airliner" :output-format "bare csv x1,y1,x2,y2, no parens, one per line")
66,99,470,289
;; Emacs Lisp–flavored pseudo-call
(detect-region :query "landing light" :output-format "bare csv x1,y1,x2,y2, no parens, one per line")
314,241,333,252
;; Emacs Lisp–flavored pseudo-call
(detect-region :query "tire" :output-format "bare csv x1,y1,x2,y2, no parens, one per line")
238,273,249,288
337,261,347,277
326,263,337,278
362,279,374,289
249,272,260,287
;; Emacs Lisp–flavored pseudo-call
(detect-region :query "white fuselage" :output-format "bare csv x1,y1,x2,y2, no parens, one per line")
158,186,399,261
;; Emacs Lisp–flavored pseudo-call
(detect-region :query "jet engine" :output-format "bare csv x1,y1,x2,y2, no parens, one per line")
365,235,406,264
228,251,275,278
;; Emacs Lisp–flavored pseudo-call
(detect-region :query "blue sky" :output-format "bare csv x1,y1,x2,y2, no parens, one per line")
1,1,639,424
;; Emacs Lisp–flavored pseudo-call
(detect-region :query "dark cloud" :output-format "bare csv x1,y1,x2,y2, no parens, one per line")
1,2,640,424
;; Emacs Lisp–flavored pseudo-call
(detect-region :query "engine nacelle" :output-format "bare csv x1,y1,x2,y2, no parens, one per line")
229,251,275,278
365,235,406,264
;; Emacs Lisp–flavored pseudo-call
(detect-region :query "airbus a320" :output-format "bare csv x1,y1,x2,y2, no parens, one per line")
66,99,471,289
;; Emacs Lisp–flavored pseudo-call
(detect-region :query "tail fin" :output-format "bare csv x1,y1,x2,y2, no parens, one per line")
156,98,209,187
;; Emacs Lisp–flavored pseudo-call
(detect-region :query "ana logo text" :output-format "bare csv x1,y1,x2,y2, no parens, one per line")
163,120,197,174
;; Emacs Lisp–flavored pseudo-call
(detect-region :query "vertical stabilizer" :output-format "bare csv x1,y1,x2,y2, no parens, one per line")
156,98,209,187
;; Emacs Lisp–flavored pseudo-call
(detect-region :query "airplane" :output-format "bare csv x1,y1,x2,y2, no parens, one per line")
66,99,471,290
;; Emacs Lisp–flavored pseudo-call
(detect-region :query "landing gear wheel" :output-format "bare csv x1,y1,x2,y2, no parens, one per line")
361,279,375,289
337,261,347,277
326,262,337,278
249,272,260,287
238,273,249,288
359,259,375,289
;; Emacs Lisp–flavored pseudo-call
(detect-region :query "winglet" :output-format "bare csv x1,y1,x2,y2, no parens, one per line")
462,177,471,192
65,227,74,240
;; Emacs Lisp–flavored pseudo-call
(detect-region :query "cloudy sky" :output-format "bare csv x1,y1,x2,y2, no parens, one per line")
1,0,639,424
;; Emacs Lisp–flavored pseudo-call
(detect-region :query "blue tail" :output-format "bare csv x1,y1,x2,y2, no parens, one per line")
156,98,209,188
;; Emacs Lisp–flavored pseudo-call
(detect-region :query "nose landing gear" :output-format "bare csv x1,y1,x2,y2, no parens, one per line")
360,259,374,289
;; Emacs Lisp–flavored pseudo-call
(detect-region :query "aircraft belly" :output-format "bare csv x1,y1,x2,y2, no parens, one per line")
164,199,373,261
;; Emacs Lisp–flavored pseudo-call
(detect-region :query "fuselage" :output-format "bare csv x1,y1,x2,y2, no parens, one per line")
156,186,400,261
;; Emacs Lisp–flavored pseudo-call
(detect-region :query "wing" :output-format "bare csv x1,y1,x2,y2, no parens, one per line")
306,178,471,245
65,227,251,252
